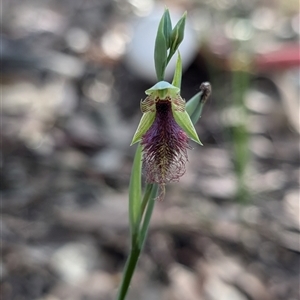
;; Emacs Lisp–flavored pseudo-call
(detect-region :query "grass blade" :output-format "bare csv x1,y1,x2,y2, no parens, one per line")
129,144,142,235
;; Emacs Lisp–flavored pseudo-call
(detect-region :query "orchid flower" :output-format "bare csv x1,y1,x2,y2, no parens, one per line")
131,81,202,199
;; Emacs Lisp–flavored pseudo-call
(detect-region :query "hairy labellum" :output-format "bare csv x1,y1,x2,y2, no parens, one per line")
141,99,191,198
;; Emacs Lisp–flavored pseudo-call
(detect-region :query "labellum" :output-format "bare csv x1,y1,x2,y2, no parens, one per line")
131,81,202,199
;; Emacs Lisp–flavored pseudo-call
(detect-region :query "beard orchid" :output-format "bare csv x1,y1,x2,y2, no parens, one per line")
131,81,202,199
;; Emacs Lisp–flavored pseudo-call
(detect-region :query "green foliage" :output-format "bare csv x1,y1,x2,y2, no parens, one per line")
154,9,187,80
154,10,168,81
162,9,172,48
168,12,186,64
231,71,250,203
128,143,142,235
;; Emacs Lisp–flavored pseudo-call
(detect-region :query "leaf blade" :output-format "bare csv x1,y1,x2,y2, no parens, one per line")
128,144,143,234
167,12,186,64
154,14,168,81
163,9,172,48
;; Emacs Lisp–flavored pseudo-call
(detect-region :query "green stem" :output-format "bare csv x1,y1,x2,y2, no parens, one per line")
139,184,153,224
116,184,158,300
139,184,158,248
116,247,141,300
232,70,250,203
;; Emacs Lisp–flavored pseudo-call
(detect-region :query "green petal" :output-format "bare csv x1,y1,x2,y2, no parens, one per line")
171,94,186,112
172,102,202,145
130,112,156,145
141,96,156,113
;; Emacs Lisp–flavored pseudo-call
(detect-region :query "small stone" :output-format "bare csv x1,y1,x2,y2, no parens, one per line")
283,190,300,229
204,276,247,300
50,241,98,284
167,264,201,300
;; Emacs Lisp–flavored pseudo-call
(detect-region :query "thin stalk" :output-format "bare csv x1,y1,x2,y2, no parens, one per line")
138,184,153,225
138,184,158,248
116,184,157,300
131,183,153,248
232,70,250,203
116,246,141,300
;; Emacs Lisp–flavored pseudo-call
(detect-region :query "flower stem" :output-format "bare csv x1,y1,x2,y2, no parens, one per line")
116,184,158,300
138,184,158,248
116,246,141,300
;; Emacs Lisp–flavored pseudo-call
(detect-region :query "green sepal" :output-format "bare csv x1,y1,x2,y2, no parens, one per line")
172,106,202,145
172,52,182,89
145,81,179,95
130,111,156,145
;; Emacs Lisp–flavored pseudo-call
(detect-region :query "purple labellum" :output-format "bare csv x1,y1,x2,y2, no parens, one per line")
141,99,191,199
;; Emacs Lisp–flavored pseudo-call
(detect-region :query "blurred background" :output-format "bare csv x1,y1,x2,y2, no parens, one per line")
1,0,299,299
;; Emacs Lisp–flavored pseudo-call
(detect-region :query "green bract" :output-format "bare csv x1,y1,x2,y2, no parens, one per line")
131,81,202,146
